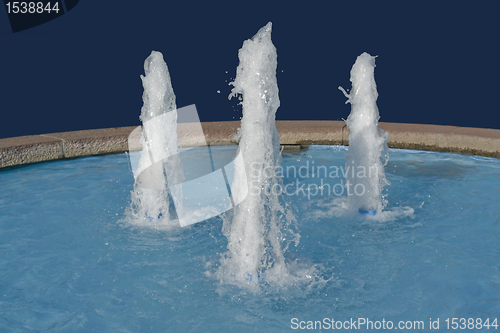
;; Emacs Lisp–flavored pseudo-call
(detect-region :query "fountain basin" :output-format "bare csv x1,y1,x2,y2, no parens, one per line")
1,144,499,331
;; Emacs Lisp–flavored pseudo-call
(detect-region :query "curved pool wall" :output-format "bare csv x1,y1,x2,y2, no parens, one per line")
1,121,500,169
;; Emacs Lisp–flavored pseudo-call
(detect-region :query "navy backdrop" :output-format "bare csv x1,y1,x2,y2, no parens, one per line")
1,1,499,139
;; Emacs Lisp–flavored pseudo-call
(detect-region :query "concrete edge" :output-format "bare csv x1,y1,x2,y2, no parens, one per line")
1,121,499,169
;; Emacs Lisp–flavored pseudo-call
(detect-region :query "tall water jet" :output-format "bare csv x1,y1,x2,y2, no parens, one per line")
128,51,181,228
217,22,299,286
339,52,389,215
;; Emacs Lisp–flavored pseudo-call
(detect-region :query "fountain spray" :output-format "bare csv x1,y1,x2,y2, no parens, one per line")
217,22,299,286
339,52,389,215
128,51,181,228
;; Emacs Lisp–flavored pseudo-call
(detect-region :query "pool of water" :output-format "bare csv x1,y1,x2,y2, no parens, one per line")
1,146,499,332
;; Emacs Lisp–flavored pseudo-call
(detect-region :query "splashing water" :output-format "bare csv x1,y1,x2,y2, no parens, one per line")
215,23,306,288
127,51,182,229
339,52,390,215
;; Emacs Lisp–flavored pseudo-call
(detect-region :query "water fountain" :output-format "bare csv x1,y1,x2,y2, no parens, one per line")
339,52,389,215
1,27,499,331
216,22,301,287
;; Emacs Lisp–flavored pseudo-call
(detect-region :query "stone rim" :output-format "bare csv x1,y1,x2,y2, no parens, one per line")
1,121,499,169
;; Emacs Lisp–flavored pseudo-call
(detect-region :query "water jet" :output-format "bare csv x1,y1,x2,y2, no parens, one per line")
339,52,389,216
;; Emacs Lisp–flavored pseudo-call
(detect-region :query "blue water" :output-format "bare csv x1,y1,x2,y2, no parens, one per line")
1,146,499,332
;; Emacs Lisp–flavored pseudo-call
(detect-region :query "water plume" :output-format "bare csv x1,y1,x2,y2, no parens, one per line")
339,52,390,215
127,51,182,229
216,22,301,288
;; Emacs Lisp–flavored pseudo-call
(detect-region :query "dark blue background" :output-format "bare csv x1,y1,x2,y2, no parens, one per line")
1,1,499,139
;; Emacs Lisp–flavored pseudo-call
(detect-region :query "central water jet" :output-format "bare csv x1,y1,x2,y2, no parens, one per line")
217,22,299,286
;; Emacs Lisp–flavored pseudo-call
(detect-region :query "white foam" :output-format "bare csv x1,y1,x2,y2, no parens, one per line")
306,196,414,223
